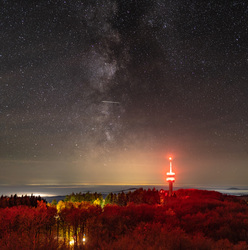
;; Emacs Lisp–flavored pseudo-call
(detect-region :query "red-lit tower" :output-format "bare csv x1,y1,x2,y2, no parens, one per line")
166,157,175,196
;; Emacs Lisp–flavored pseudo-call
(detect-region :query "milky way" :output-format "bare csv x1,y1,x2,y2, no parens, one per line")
1,0,248,186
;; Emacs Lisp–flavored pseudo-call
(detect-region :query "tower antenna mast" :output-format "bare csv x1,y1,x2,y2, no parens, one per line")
166,157,175,196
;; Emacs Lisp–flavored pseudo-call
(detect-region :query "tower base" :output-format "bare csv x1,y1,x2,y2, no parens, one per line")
169,182,173,196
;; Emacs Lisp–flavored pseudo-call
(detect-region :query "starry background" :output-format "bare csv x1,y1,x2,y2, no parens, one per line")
1,0,248,187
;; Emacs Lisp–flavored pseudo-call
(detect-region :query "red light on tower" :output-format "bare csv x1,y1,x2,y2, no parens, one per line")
166,157,175,196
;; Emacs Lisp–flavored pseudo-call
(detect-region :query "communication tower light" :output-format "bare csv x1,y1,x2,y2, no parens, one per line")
166,157,175,196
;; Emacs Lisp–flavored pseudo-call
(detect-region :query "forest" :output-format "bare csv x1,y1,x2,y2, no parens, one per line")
0,189,248,249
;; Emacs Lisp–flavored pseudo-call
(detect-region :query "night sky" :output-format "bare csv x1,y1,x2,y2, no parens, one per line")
1,0,248,187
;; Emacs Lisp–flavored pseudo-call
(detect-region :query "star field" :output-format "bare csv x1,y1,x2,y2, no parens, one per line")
1,0,248,186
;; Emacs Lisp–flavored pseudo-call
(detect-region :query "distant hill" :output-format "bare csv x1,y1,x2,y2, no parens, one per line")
44,196,65,203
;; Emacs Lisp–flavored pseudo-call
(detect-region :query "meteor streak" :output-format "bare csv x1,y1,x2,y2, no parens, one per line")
102,101,120,104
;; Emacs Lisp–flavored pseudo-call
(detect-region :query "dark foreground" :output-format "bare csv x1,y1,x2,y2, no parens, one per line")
0,189,248,249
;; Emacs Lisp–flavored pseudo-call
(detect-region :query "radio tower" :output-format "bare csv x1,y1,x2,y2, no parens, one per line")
166,157,175,196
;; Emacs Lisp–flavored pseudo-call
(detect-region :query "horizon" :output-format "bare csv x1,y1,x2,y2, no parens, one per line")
1,183,248,198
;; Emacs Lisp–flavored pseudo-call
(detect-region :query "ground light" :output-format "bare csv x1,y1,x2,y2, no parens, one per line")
69,239,74,246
